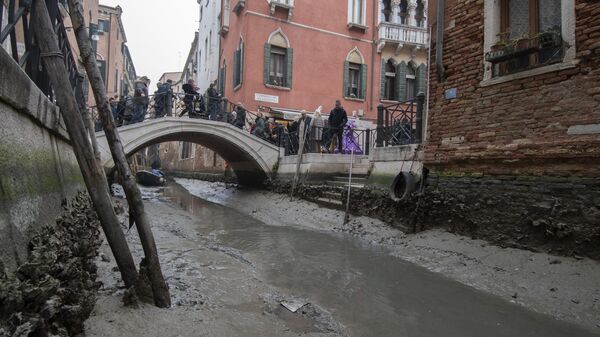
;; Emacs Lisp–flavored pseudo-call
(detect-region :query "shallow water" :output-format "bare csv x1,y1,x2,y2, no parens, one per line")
162,182,599,337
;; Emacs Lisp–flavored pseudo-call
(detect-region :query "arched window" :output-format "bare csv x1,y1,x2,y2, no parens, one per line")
264,29,293,88
233,38,243,88
399,0,408,25
406,63,416,100
344,48,367,100
415,0,425,27
382,59,396,100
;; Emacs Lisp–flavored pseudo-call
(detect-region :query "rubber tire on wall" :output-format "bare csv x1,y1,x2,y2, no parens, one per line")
390,171,416,201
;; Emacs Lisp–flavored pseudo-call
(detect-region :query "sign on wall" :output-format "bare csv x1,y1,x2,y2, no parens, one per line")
255,93,279,104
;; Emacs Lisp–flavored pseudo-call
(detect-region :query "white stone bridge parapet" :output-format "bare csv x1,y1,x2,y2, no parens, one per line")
95,117,281,186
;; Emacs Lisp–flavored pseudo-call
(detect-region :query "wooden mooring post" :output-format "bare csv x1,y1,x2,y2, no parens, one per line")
67,0,171,307
31,0,139,289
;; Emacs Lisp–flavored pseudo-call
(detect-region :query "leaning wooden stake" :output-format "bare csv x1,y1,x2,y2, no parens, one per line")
67,0,171,308
31,0,138,288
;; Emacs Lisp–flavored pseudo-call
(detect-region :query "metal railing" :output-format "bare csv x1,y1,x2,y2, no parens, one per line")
375,92,425,147
378,22,428,46
282,125,372,156
0,0,83,104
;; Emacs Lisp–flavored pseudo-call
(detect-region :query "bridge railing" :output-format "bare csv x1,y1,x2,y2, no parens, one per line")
1,0,84,106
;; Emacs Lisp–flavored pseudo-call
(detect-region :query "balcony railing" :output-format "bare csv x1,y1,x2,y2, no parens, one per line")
378,22,428,48
269,0,294,17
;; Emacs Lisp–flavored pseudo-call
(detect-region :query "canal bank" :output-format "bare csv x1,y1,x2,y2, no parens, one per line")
85,180,600,336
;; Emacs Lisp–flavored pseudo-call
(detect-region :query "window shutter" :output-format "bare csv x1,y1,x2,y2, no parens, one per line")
380,59,386,99
416,63,427,95
360,63,367,100
240,43,244,86
343,61,349,97
285,47,293,88
232,51,238,87
395,61,407,102
263,43,271,85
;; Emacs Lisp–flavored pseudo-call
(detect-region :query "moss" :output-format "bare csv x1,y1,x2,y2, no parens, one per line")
0,143,82,201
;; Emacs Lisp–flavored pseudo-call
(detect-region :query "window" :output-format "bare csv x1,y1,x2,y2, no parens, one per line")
382,59,396,100
233,39,243,88
405,64,416,100
343,48,367,100
384,61,427,102
97,60,107,86
114,69,118,92
98,19,109,32
264,30,293,88
218,61,226,95
399,0,408,25
490,0,563,77
415,0,425,27
270,46,286,86
179,142,194,160
348,0,364,25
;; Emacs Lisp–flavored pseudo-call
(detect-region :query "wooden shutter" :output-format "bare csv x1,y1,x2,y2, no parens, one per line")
380,59,386,99
285,48,293,88
395,61,407,102
263,43,271,85
416,64,427,95
360,64,367,100
343,61,350,97
239,42,244,86
233,51,238,87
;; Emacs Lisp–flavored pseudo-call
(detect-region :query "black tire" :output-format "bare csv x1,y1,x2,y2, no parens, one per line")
390,171,416,201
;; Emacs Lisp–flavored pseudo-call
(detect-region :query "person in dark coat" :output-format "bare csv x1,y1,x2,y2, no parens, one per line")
153,83,167,118
206,83,221,120
180,79,199,117
328,100,348,153
234,103,246,129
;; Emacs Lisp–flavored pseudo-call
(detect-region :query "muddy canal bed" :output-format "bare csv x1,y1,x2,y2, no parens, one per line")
85,181,600,337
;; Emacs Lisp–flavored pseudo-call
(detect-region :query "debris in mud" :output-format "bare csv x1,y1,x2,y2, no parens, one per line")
281,299,308,313
0,192,102,337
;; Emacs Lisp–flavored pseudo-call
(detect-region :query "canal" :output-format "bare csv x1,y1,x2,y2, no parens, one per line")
160,182,598,337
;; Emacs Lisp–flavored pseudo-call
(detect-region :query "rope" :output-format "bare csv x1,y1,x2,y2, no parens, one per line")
40,51,64,59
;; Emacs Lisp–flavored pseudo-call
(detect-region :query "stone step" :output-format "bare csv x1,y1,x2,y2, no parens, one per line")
326,181,365,188
332,176,368,183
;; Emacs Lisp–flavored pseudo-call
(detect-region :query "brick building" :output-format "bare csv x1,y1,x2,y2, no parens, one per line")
216,0,430,122
424,0,600,258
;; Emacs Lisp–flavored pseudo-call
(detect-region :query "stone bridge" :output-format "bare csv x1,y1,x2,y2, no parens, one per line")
95,118,281,186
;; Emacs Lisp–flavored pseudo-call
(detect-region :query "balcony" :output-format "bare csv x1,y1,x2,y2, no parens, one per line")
377,22,429,53
269,0,294,18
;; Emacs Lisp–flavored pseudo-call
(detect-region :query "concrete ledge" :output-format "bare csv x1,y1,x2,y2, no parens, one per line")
0,49,68,140
369,144,422,162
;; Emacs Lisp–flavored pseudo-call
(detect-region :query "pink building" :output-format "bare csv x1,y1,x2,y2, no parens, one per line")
217,0,429,122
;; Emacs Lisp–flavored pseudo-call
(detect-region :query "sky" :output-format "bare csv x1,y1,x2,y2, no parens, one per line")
99,0,199,86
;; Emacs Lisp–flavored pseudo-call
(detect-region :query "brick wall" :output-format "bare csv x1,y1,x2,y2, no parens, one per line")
426,0,600,176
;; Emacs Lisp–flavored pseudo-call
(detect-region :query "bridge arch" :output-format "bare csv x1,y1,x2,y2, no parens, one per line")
96,118,281,186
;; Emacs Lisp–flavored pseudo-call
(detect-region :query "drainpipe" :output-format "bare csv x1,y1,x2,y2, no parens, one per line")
107,12,113,95
435,0,445,82
369,0,378,113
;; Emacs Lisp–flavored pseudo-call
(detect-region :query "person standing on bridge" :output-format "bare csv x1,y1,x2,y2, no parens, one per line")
131,77,149,124
234,103,246,129
181,79,199,118
207,83,221,121
328,100,348,154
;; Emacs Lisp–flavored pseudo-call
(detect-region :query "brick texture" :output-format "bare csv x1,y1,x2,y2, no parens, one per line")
426,0,600,176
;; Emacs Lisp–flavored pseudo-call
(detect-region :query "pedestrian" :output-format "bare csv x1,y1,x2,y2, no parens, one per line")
153,82,167,118
253,112,267,140
298,110,312,153
109,97,119,122
164,79,175,116
233,103,246,129
206,82,221,121
311,107,324,153
328,100,348,154
131,77,149,123
180,79,199,117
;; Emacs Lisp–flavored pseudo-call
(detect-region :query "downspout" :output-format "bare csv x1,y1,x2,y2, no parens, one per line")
435,0,445,82
369,0,378,114
424,23,432,142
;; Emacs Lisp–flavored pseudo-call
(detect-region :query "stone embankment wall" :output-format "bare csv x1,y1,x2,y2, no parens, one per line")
421,0,600,258
0,49,83,275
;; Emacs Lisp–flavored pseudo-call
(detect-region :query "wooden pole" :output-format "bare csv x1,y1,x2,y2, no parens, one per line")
31,0,138,288
67,0,171,308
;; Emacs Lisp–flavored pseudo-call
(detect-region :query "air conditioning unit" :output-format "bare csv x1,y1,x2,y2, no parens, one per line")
358,109,364,117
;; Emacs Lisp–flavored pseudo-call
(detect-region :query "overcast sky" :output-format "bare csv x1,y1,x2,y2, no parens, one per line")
99,0,199,86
